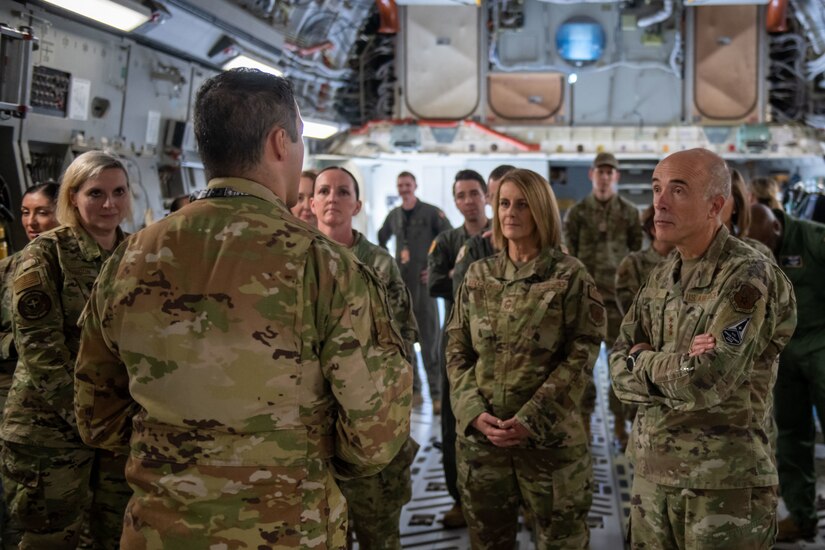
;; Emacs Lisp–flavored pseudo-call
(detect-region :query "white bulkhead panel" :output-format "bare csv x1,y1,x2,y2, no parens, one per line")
403,6,480,119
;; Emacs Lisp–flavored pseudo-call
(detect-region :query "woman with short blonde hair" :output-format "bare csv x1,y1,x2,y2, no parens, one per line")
447,168,603,548
0,150,132,547
56,150,131,228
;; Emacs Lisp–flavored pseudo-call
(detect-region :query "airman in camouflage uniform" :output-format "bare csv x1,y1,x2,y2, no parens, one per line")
564,152,643,442
0,182,61,548
448,169,604,549
0,224,130,549
75,70,412,549
610,149,797,549
0,253,21,549
309,167,419,550
341,231,419,550
0,254,22,417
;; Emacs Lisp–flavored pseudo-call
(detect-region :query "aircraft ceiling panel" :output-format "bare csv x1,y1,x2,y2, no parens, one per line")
574,69,682,126
487,73,566,123
404,6,480,119
692,5,760,123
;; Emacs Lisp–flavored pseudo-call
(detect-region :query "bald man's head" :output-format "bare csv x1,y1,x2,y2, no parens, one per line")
746,203,782,256
663,149,731,200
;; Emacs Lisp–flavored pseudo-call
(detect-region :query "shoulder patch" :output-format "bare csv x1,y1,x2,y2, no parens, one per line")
588,284,604,305
589,303,605,326
13,271,41,294
721,317,751,346
428,240,437,255
730,283,761,313
17,290,51,321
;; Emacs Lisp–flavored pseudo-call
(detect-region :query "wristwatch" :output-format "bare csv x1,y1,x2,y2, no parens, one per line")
625,349,644,372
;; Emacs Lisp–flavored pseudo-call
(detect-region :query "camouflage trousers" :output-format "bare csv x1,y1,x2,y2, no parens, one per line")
122,454,348,549
0,441,130,549
456,439,592,550
339,438,418,550
629,475,777,550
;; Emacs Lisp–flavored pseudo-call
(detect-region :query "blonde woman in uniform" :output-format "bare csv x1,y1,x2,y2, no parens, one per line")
447,168,604,549
0,151,132,548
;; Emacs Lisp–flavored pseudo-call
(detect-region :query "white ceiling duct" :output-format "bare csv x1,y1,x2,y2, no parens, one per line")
638,0,674,28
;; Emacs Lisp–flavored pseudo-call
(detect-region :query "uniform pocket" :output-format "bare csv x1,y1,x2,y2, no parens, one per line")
2,442,92,532
688,486,770,547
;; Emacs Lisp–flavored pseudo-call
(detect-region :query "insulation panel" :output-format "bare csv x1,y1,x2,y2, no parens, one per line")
404,6,479,119
488,73,565,123
693,5,760,123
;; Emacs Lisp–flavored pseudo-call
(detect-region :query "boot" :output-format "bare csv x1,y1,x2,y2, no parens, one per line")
442,503,466,529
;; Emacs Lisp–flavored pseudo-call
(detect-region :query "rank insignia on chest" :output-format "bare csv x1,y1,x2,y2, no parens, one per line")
779,255,803,268
722,317,751,346
501,297,515,312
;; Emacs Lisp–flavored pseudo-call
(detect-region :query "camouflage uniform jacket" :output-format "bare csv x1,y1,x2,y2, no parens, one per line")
615,247,669,318
0,252,22,378
0,224,124,447
351,230,419,360
774,210,825,353
75,176,412,478
609,226,797,489
447,247,604,449
743,236,775,261
564,193,643,303
451,233,496,299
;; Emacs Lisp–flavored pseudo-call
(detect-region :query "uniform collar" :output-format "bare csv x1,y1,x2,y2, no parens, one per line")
584,193,618,209
671,225,729,290
207,177,289,211
70,224,126,261
495,246,561,282
351,230,365,248
461,219,491,238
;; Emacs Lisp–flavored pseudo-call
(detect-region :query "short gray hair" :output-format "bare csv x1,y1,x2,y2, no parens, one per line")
699,149,731,200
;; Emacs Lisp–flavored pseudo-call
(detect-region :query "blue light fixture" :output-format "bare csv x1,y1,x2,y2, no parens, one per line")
555,18,606,67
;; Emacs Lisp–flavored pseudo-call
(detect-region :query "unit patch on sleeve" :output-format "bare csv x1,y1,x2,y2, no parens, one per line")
589,303,605,327
17,290,52,321
721,317,751,346
730,283,761,314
